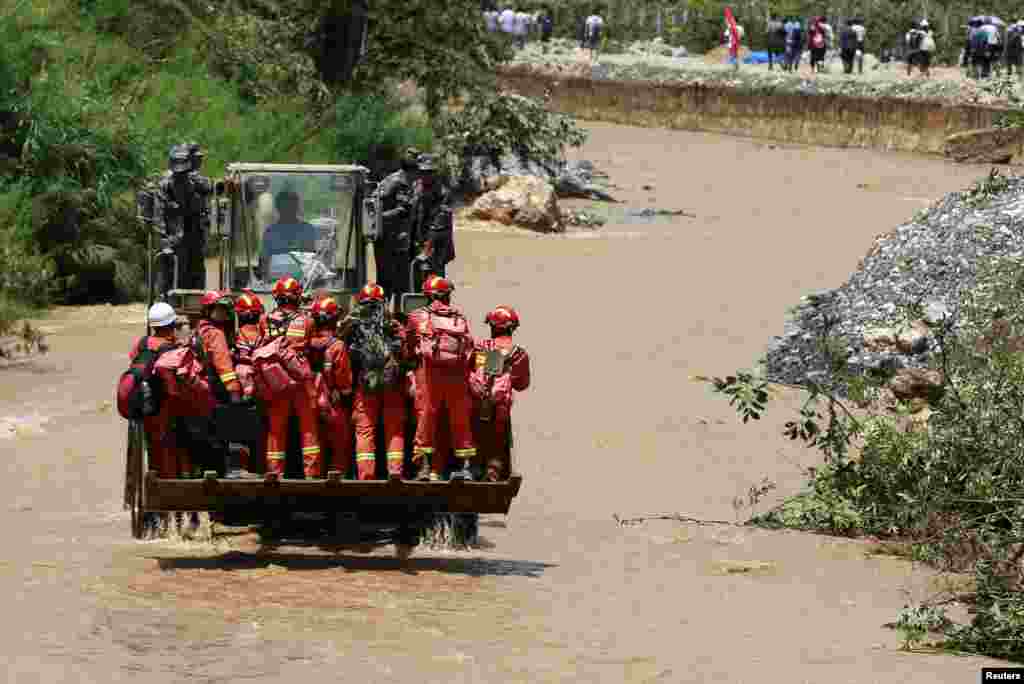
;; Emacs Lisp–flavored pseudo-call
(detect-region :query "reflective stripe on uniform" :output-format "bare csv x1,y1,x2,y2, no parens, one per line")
219,371,238,383
414,446,434,455
301,445,321,454
267,451,286,461
356,452,376,462
286,330,306,337
455,448,477,458
386,452,403,461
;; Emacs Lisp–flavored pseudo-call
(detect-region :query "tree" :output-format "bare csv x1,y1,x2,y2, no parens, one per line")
354,0,513,120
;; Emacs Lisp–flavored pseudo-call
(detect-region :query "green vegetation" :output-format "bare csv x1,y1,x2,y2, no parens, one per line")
701,234,1024,661
0,0,584,321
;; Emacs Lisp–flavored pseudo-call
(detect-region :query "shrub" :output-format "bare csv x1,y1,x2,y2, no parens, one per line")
328,94,434,175
703,250,1024,662
437,91,587,182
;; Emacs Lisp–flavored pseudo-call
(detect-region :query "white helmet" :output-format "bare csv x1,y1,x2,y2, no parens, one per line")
148,302,177,328
919,19,929,29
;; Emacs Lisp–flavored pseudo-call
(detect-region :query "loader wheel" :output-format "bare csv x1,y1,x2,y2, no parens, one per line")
126,421,147,540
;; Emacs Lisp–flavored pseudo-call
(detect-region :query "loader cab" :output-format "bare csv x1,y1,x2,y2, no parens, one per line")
218,164,370,311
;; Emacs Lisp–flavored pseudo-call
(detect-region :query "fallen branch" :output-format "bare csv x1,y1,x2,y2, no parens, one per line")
613,513,746,527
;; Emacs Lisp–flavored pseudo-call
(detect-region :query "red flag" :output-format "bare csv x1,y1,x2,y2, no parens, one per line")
724,7,740,59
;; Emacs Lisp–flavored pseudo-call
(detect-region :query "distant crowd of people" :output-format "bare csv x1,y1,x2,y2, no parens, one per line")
483,5,1024,82
959,18,1024,79
483,6,554,49
481,5,607,60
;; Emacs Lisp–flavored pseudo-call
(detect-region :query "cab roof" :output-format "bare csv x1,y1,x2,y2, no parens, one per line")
226,163,369,174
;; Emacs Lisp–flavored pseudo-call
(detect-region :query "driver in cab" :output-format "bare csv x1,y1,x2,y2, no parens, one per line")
261,189,320,280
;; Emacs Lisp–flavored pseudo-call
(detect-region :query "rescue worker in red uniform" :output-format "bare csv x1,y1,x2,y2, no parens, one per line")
308,295,355,477
134,302,187,478
470,306,531,482
229,290,266,478
264,277,322,478
404,276,476,481
346,283,409,481
195,290,243,405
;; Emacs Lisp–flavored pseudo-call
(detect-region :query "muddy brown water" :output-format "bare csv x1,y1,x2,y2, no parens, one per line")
0,123,1007,682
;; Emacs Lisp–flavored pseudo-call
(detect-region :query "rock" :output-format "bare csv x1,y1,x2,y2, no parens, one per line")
469,175,563,232
461,156,616,202
888,369,944,402
762,175,1024,395
946,127,1024,165
894,321,930,355
627,208,695,219
863,327,897,352
922,300,950,326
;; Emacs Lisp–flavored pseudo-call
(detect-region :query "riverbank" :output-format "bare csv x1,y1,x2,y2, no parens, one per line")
499,64,1014,158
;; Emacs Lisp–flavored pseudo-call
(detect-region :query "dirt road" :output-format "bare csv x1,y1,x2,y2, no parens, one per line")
0,123,1006,682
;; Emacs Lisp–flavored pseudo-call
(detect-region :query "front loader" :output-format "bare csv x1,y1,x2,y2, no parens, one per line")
125,163,522,554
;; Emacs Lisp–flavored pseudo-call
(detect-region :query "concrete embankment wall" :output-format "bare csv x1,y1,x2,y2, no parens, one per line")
497,66,1009,157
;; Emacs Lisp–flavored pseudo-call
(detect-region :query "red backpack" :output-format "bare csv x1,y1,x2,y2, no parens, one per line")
233,333,263,399
417,310,471,369
116,337,176,420
252,336,312,396
152,338,213,411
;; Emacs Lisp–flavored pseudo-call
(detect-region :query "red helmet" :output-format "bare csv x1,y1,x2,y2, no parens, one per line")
311,295,341,321
199,290,233,311
355,283,385,304
485,305,520,332
422,276,453,298
234,290,264,316
272,277,302,300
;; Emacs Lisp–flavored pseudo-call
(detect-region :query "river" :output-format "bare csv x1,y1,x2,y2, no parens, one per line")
0,122,1005,682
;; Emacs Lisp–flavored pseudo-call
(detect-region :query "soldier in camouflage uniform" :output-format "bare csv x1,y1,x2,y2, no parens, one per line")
157,143,213,291
411,154,455,288
374,148,419,307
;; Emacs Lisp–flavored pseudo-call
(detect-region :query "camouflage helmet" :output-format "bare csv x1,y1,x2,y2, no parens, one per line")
186,142,204,166
417,154,436,173
168,145,191,174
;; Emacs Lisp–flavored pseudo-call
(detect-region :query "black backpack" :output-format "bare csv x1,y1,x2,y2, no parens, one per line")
1010,30,1024,53
116,336,176,420
909,30,924,50
840,27,856,51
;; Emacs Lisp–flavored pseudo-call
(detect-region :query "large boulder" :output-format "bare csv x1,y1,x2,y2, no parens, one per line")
461,156,617,202
469,175,563,233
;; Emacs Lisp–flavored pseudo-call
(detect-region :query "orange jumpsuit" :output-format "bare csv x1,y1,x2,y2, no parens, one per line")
195,319,242,402
352,319,408,480
308,328,354,477
131,334,189,477
470,336,530,480
232,320,266,471
265,306,322,477
405,301,476,474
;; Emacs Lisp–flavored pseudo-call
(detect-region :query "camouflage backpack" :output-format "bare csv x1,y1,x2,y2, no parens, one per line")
350,309,402,393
